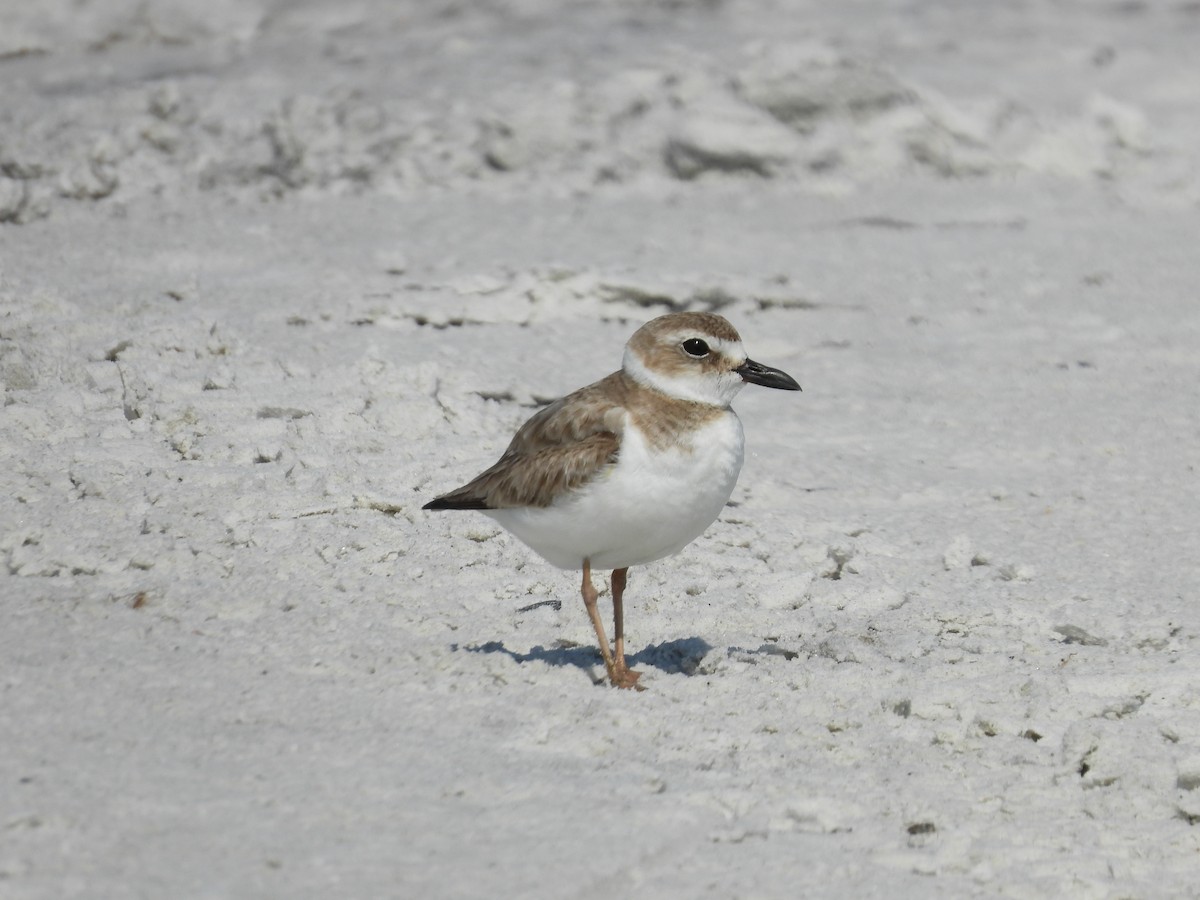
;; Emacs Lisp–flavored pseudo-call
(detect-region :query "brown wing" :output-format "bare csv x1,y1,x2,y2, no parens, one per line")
423,373,628,510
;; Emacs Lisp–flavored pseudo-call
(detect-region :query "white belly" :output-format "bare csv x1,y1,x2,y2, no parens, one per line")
487,412,745,570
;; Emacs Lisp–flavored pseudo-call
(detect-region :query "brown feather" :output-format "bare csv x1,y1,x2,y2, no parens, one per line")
424,370,725,510
426,373,626,509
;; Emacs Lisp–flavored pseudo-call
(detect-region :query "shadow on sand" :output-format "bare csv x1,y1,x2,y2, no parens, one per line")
455,636,713,682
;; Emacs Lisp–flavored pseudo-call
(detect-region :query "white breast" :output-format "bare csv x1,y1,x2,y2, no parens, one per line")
488,411,745,570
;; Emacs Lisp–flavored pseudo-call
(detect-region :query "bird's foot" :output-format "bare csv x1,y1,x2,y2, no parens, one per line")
609,663,644,691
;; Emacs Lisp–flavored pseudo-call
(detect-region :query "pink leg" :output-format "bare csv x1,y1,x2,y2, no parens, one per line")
580,559,618,685
610,567,642,690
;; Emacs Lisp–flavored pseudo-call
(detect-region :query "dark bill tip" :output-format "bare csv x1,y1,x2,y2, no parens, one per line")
736,358,802,391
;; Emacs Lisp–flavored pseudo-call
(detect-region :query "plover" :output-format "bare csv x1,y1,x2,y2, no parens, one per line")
424,312,800,689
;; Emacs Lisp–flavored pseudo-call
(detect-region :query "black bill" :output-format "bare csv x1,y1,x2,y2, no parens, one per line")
736,358,802,391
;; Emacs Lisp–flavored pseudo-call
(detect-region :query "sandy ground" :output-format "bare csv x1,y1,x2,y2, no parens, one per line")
3,1,1200,897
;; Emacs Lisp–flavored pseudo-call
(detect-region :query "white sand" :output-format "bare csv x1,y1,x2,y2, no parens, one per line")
3,1,1200,896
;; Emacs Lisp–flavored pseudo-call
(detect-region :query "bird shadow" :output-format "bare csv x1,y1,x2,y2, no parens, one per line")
455,636,713,681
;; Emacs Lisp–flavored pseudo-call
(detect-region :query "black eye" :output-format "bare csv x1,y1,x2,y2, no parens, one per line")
682,338,710,358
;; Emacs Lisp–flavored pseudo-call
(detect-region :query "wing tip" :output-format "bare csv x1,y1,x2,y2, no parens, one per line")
423,495,491,511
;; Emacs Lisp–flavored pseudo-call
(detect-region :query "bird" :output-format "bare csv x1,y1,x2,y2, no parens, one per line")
423,311,801,689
